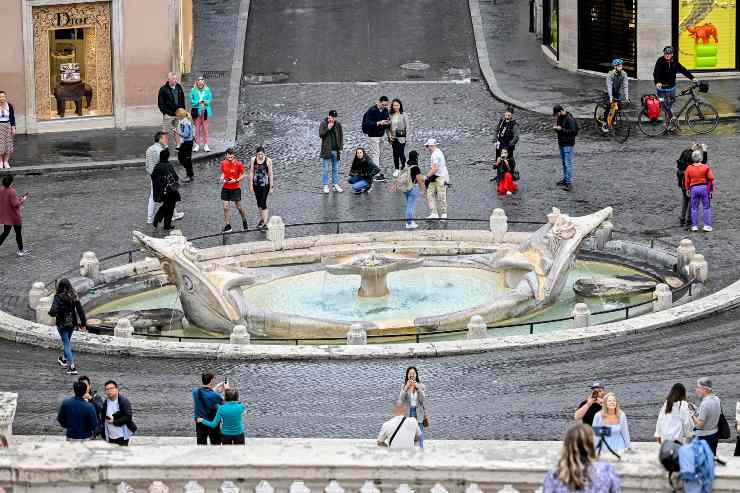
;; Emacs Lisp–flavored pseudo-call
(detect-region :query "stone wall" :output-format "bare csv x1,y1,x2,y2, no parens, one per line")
637,0,672,79
0,438,739,492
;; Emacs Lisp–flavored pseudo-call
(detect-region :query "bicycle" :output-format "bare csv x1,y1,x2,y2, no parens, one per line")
593,93,631,144
637,80,719,137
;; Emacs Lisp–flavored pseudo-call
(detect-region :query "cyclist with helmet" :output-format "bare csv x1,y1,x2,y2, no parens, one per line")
603,58,629,132
653,46,694,125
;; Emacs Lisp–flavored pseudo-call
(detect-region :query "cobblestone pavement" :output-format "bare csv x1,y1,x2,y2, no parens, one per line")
243,0,479,83
482,0,740,118
4,306,739,440
3,0,740,439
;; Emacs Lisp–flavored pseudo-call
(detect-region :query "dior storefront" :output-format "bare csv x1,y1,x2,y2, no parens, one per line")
1,0,193,134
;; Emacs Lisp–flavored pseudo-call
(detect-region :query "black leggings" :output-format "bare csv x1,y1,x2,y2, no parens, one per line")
0,225,22,251
178,140,194,178
153,194,178,229
253,184,269,210
392,140,407,170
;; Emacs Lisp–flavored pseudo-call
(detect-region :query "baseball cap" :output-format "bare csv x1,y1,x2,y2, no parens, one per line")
697,377,712,390
424,138,439,146
589,381,604,389
328,110,338,117
663,46,674,54
552,105,564,115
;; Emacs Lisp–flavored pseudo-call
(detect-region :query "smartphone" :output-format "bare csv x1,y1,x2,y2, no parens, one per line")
224,377,229,386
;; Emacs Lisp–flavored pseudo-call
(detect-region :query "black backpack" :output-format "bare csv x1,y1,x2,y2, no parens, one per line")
361,108,373,135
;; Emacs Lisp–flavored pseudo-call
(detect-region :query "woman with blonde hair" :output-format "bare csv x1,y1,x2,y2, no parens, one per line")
175,107,194,181
543,423,621,492
592,392,631,452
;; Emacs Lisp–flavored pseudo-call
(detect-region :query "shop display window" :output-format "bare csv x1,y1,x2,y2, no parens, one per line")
677,0,737,71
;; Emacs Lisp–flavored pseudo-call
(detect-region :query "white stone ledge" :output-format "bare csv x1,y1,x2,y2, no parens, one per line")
0,438,738,492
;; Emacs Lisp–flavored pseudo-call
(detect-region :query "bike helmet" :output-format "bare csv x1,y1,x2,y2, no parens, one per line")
663,46,674,54
612,58,623,66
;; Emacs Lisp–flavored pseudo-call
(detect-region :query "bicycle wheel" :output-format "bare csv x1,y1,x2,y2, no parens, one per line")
611,110,631,144
685,101,719,134
593,103,608,133
637,106,669,137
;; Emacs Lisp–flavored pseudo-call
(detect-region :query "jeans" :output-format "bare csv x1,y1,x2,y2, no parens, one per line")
221,433,245,445
698,432,719,455
178,140,194,178
690,184,711,228
404,186,420,223
658,87,676,120
367,136,385,172
391,140,407,170
348,175,370,192
0,224,23,251
58,328,74,367
196,422,221,445
322,151,340,186
559,146,573,184
410,406,425,448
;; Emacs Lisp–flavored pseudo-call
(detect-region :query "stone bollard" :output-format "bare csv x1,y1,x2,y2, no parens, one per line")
571,303,591,329
114,318,134,338
466,315,488,340
230,324,251,345
35,296,54,326
0,392,18,446
653,283,673,312
267,216,286,250
28,282,46,310
79,251,100,281
346,323,368,345
676,239,696,277
490,208,508,243
689,254,708,282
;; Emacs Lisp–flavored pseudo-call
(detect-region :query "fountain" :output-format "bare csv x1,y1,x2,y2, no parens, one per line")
128,207,628,338
323,253,423,297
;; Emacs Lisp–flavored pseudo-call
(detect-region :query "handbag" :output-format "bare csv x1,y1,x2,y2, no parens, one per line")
422,416,430,428
718,411,731,439
395,128,407,138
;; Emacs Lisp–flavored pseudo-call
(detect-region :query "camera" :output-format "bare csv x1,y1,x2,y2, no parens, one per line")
592,426,612,438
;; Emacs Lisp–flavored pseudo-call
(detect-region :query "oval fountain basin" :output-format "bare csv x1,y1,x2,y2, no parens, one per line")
241,267,505,324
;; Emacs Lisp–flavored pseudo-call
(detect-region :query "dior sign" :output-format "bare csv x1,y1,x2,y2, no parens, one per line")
55,12,92,27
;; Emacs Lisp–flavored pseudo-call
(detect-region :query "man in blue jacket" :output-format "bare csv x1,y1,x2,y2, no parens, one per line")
57,381,98,441
192,371,226,445
362,96,391,182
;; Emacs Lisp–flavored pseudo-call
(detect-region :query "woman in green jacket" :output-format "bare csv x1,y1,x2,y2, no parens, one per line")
196,388,245,445
189,76,213,152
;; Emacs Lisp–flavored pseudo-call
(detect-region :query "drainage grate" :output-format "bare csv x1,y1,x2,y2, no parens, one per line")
199,70,227,79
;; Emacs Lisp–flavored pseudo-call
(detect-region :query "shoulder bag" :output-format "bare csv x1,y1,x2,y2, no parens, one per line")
388,417,406,447
718,410,731,440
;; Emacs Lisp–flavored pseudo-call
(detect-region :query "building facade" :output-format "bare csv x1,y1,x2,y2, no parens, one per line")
0,0,193,134
539,0,738,79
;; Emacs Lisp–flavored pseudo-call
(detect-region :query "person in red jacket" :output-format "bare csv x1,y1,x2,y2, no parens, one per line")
683,150,714,232
0,174,29,256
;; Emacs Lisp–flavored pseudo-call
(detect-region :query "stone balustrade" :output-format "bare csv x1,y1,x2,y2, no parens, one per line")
0,438,739,493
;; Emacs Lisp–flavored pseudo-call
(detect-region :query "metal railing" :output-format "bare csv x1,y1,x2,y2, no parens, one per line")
46,218,692,345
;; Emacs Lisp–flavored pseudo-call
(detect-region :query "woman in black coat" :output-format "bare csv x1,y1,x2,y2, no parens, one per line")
49,278,86,374
151,148,181,231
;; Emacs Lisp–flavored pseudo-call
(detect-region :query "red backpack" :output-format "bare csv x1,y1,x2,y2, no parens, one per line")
642,94,661,121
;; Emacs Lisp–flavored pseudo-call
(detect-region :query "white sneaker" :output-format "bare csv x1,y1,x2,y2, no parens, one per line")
405,222,418,229
203,144,210,152
691,225,699,232
506,191,512,195
3,161,9,169
703,225,713,232
393,169,400,178
193,144,200,152
441,213,448,219
16,249,30,257
173,211,185,221
146,219,154,225
333,184,344,193
427,212,439,219
323,185,330,194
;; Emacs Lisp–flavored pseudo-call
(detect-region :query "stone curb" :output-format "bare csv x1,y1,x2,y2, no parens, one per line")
0,149,225,176
1,275,738,360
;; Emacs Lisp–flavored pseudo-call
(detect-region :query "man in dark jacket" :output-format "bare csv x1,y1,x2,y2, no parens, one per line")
78,376,105,438
319,110,344,194
362,96,391,181
102,380,137,446
553,105,577,191
653,46,694,123
58,381,98,441
192,371,226,445
492,106,520,182
157,72,186,148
